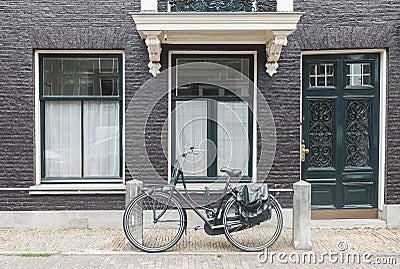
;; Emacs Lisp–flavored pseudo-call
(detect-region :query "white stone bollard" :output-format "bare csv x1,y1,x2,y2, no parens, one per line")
125,179,144,249
125,179,144,207
292,180,312,250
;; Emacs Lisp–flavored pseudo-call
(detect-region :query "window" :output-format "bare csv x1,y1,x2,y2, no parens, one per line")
346,63,371,86
309,63,334,87
39,54,123,182
172,55,254,181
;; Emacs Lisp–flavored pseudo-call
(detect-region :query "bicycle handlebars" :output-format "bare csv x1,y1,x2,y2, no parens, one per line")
181,147,205,157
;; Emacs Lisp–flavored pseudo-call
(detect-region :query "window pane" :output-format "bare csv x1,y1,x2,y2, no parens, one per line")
176,57,250,96
309,64,316,75
326,65,334,76
83,101,120,177
201,85,220,96
317,76,325,86
363,64,370,74
363,75,371,85
99,58,116,73
346,63,371,86
175,101,207,176
176,85,199,96
217,102,249,176
352,64,362,75
309,63,334,87
317,64,325,75
326,76,334,86
354,75,362,85
43,57,119,96
309,77,316,87
45,102,81,177
100,79,116,95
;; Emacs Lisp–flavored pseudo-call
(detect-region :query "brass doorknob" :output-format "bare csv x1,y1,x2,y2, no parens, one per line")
301,140,309,162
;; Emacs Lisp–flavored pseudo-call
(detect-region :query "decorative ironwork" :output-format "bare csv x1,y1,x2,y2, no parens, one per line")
169,0,254,12
169,0,276,12
308,99,334,168
256,0,276,12
345,99,370,167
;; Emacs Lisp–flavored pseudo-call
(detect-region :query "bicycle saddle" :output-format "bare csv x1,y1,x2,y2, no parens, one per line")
220,167,242,177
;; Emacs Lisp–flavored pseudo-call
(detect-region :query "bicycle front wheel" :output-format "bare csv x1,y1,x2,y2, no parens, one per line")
123,191,186,252
223,195,283,251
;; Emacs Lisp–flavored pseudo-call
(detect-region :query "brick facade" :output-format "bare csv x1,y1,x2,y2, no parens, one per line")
0,0,399,210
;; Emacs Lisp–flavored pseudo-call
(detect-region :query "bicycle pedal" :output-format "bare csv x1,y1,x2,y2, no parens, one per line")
194,225,201,231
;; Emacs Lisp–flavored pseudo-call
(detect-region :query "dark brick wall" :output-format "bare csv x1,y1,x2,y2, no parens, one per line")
0,191,124,211
0,0,149,210
0,0,399,211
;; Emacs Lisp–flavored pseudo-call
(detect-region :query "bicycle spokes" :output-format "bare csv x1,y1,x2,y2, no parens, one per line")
123,192,186,252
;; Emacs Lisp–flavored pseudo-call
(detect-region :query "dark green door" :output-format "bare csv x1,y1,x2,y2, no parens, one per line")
302,54,379,210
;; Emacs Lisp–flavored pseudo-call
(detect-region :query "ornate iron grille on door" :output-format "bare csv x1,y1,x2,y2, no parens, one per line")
345,99,371,168
308,99,334,168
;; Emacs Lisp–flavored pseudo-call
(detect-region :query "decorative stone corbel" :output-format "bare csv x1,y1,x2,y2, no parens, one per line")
265,35,288,77
144,31,163,77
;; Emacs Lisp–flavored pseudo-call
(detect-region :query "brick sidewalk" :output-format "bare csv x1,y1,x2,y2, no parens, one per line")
0,228,399,253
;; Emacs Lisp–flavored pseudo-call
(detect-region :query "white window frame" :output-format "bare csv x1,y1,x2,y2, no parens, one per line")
31,50,126,194
168,50,258,187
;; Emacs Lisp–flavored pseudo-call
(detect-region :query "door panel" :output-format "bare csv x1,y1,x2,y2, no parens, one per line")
308,98,335,170
302,54,379,210
345,98,371,169
311,183,336,209
343,182,374,208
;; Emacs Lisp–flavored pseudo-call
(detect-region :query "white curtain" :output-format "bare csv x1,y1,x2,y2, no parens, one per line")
45,101,82,177
175,101,207,176
217,102,249,176
45,101,119,178
83,101,120,177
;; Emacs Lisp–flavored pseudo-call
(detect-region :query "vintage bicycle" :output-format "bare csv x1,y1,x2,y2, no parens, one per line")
123,147,283,252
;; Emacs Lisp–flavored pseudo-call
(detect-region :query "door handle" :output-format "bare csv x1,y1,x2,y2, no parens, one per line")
301,140,309,162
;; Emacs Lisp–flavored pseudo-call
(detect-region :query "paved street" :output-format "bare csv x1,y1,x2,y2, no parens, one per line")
1,228,399,253
0,253,399,269
0,228,399,268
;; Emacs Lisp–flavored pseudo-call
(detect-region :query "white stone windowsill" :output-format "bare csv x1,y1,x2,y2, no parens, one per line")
29,184,126,195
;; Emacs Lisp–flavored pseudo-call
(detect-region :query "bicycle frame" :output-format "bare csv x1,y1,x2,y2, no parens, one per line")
147,147,280,230
146,176,235,229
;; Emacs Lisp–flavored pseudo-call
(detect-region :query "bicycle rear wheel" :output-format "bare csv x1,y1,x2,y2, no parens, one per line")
223,195,283,251
123,191,186,252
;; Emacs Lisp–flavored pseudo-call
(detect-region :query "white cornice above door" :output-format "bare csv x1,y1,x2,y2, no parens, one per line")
131,12,303,77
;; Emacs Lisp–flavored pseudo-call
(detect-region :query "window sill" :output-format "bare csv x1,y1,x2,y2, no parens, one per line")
29,184,126,195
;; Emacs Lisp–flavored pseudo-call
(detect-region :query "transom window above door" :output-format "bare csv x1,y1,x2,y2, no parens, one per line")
39,54,123,183
171,54,254,181
309,63,334,87
346,63,371,87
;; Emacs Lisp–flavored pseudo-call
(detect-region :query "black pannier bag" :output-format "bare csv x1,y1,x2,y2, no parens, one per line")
236,183,271,224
